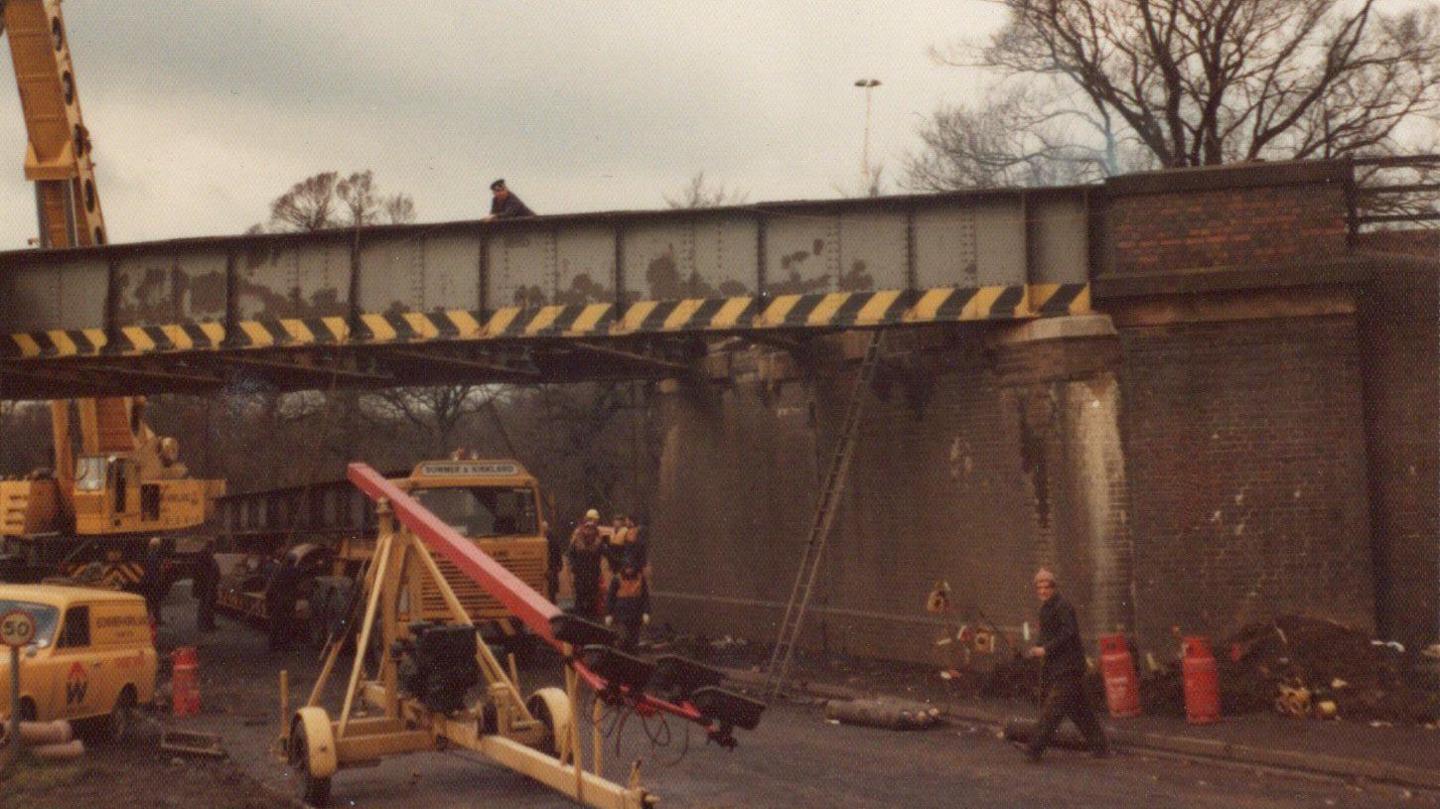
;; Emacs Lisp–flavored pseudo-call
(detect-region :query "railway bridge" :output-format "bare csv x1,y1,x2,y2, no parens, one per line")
1,156,1436,665
0,186,1089,398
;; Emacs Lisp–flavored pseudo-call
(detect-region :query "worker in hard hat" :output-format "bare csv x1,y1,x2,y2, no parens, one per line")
1021,568,1110,762
567,509,605,619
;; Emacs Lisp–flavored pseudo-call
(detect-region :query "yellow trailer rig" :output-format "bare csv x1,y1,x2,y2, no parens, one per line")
285,463,763,807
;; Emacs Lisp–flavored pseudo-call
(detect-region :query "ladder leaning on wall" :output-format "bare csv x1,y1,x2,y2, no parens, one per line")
764,329,886,702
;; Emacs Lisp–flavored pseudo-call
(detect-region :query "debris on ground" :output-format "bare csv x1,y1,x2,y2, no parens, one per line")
160,729,227,759
1139,615,1440,724
824,697,941,730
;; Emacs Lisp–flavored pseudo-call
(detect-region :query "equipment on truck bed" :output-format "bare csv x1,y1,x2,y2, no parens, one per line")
284,463,763,807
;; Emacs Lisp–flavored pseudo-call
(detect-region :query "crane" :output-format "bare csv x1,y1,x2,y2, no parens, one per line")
0,0,223,589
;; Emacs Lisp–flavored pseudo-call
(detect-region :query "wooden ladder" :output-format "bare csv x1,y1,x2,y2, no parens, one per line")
764,330,885,702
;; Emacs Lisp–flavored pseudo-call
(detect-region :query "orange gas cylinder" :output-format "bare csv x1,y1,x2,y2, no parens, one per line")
1098,634,1141,718
1181,636,1220,724
171,646,200,718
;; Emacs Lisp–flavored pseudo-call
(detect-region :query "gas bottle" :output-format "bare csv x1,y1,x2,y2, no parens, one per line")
1098,634,1141,718
1181,636,1220,724
171,646,200,717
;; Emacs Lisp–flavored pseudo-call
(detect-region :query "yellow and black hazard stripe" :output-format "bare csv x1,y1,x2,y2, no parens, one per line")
65,561,144,586
2,283,1089,359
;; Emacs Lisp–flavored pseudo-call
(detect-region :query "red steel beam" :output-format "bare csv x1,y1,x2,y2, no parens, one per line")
346,461,560,644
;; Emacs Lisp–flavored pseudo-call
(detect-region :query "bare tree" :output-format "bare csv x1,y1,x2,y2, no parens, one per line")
364,385,492,459
665,171,748,208
260,170,418,233
910,0,1440,188
268,171,339,232
383,193,417,225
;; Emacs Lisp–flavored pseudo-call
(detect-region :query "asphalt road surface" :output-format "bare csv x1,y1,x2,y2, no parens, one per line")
155,587,1434,809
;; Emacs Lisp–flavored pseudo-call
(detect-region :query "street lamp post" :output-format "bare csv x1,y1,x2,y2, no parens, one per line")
854,79,882,190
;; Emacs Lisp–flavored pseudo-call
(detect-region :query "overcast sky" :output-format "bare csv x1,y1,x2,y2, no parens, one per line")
0,2,1006,248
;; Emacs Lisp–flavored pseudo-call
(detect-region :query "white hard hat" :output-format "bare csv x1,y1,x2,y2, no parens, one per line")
585,508,600,520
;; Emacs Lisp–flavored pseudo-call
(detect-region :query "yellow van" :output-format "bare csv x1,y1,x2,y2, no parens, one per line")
0,584,157,739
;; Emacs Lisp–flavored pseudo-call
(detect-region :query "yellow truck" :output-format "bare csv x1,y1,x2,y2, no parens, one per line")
0,583,157,740
233,459,553,653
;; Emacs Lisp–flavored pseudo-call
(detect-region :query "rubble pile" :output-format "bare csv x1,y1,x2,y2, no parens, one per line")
1141,616,1440,724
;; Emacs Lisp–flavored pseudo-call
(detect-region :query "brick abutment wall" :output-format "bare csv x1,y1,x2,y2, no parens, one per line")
645,160,1439,665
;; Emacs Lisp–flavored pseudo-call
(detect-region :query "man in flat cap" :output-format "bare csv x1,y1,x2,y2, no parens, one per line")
483,179,535,221
1022,567,1110,762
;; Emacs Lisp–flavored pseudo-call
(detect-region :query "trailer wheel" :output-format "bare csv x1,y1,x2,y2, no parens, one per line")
526,688,573,758
289,722,332,807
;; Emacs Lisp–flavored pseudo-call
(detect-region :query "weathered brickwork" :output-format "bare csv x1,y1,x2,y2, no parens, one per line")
651,340,1065,664
1354,259,1439,647
644,161,1436,670
1118,315,1376,648
651,333,1138,664
1106,170,1348,274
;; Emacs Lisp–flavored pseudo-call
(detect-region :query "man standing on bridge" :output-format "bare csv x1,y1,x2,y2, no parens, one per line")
483,179,534,221
1022,568,1110,762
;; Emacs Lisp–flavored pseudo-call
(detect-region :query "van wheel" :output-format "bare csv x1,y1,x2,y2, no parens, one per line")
106,687,137,742
289,723,332,806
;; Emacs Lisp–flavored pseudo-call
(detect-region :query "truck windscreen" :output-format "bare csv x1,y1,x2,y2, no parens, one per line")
411,486,538,539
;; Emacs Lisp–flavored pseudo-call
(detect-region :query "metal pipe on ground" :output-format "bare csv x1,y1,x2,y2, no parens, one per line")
18,720,74,746
29,739,85,760
824,698,941,730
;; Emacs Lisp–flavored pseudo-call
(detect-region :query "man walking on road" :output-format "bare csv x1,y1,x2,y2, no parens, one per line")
1022,568,1110,762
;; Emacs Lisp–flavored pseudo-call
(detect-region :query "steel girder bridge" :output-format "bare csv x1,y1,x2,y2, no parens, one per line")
0,187,1092,399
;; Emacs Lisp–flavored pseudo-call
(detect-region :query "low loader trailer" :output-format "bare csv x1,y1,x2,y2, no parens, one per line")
284,463,763,807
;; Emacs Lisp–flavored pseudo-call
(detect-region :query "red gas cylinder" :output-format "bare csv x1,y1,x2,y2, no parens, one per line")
1098,634,1141,718
171,646,200,718
1181,636,1221,724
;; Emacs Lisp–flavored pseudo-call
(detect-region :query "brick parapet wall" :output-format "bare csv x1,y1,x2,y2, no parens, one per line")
1103,162,1350,275
1118,315,1376,649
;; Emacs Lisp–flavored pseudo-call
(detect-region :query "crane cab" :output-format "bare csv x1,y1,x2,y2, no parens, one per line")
71,453,222,535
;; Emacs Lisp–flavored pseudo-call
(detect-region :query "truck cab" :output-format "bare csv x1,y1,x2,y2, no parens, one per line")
398,459,548,628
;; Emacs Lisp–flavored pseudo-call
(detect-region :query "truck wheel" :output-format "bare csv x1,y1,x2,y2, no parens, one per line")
106,686,137,742
289,723,332,807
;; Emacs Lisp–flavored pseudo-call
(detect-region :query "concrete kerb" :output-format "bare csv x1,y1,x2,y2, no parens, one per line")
720,667,1440,793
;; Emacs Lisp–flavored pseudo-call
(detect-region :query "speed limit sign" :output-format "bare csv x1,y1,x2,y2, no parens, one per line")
0,610,35,648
